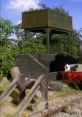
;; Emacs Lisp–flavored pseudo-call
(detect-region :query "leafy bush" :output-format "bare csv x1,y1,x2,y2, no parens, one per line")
0,17,17,78
18,38,47,54
0,41,17,78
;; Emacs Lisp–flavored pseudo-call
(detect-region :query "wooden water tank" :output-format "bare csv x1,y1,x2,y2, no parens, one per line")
22,9,72,32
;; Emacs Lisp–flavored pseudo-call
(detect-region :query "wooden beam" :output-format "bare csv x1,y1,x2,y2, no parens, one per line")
45,28,51,53
0,67,20,102
15,74,45,117
67,33,70,54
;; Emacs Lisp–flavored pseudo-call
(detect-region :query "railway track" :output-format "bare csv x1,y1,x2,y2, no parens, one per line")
29,92,82,117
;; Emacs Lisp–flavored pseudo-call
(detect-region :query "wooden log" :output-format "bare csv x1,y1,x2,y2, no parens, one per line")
39,74,48,110
15,74,45,117
0,67,20,102
10,67,36,102
10,67,21,80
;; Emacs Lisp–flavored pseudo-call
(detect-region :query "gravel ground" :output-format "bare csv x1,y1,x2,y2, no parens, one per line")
50,94,82,117
29,93,82,117
52,100,82,117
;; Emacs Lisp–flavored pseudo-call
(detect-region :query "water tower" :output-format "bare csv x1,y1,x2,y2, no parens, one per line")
22,8,72,53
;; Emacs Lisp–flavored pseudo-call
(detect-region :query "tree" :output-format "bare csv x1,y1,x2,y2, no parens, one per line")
0,17,16,78
0,17,13,39
53,6,69,16
69,30,81,55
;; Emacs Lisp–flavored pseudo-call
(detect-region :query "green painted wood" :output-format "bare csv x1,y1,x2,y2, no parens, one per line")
22,9,72,32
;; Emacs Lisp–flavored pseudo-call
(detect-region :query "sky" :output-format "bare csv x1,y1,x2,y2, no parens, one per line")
1,0,82,31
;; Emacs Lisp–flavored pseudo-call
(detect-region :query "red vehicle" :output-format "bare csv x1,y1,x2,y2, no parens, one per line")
60,64,82,89
62,71,82,82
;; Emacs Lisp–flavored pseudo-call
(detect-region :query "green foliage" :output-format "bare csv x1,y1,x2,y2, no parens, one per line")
0,40,17,77
0,18,17,78
69,30,81,55
48,30,81,55
53,6,69,16
0,17,13,39
14,23,24,41
4,114,15,117
17,37,47,54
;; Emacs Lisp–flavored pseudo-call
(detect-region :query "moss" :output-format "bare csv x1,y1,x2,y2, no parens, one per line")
48,84,82,99
4,114,15,117
22,112,29,117
10,89,19,100
0,77,10,92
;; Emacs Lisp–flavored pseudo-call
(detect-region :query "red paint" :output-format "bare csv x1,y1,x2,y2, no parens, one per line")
61,71,82,82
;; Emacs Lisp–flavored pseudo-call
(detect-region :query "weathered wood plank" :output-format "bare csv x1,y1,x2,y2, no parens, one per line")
16,54,47,79
0,67,20,101
0,80,17,101
15,74,46,117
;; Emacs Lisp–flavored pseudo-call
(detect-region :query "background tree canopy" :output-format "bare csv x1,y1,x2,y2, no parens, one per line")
0,6,82,78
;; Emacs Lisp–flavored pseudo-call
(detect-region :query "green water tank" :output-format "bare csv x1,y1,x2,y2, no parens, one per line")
22,8,72,32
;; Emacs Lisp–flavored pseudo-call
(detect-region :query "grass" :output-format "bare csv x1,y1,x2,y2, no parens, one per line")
48,83,82,100
0,77,10,92
3,114,15,117
5,113,29,117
